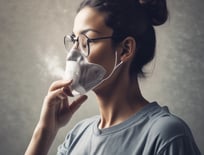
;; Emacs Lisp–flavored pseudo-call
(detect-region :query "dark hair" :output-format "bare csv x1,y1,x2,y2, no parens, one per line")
77,0,168,77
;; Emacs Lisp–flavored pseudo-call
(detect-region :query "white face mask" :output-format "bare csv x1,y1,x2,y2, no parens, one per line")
63,48,123,96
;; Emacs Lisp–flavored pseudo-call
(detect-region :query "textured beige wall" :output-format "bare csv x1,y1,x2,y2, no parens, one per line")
0,0,203,154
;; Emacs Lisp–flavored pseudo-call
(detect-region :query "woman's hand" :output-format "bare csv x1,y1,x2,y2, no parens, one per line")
38,79,87,134
25,80,87,155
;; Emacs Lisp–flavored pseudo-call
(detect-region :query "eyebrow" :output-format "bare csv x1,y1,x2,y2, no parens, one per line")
72,29,101,36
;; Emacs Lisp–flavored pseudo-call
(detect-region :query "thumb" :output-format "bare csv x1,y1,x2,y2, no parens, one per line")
70,95,88,114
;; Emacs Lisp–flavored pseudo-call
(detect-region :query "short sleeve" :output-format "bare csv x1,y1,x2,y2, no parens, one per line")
157,135,201,155
147,113,201,155
56,116,100,155
56,133,72,155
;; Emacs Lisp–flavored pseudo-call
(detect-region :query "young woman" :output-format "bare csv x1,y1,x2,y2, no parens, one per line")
25,0,201,154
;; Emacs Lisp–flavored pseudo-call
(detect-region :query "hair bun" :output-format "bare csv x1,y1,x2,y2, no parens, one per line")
139,0,168,26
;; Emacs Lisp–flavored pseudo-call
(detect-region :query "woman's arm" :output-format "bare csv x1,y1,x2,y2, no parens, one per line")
25,80,87,155
24,124,57,155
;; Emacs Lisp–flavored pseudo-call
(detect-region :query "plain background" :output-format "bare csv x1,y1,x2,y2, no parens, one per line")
0,0,203,154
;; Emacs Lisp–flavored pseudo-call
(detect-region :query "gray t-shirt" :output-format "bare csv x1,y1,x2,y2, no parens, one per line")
57,102,201,155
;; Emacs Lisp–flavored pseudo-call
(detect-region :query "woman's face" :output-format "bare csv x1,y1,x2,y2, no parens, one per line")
73,6,117,76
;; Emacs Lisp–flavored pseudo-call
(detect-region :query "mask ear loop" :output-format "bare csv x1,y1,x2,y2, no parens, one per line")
91,51,123,91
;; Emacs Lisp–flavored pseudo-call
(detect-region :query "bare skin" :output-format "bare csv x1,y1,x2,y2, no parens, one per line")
25,6,149,155
25,80,87,155
74,7,149,129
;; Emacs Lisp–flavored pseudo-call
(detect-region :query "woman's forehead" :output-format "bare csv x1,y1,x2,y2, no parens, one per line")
73,7,112,36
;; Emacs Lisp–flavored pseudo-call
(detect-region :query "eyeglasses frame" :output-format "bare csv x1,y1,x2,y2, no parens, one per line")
64,33,114,56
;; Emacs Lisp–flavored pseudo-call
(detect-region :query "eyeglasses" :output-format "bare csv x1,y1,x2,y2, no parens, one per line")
64,33,114,57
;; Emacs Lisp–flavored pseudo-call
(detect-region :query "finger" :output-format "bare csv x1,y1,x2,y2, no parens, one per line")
60,96,69,111
62,96,69,109
70,95,88,114
63,87,74,97
45,88,67,105
49,80,73,92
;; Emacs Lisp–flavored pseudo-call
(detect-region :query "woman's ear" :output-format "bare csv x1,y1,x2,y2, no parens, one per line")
119,36,136,62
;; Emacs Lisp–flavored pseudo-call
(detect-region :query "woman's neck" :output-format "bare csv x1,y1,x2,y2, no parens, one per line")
94,76,149,129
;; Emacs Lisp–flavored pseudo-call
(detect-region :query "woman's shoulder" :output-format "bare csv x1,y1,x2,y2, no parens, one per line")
145,103,190,139
146,106,201,154
69,115,100,133
148,109,194,146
